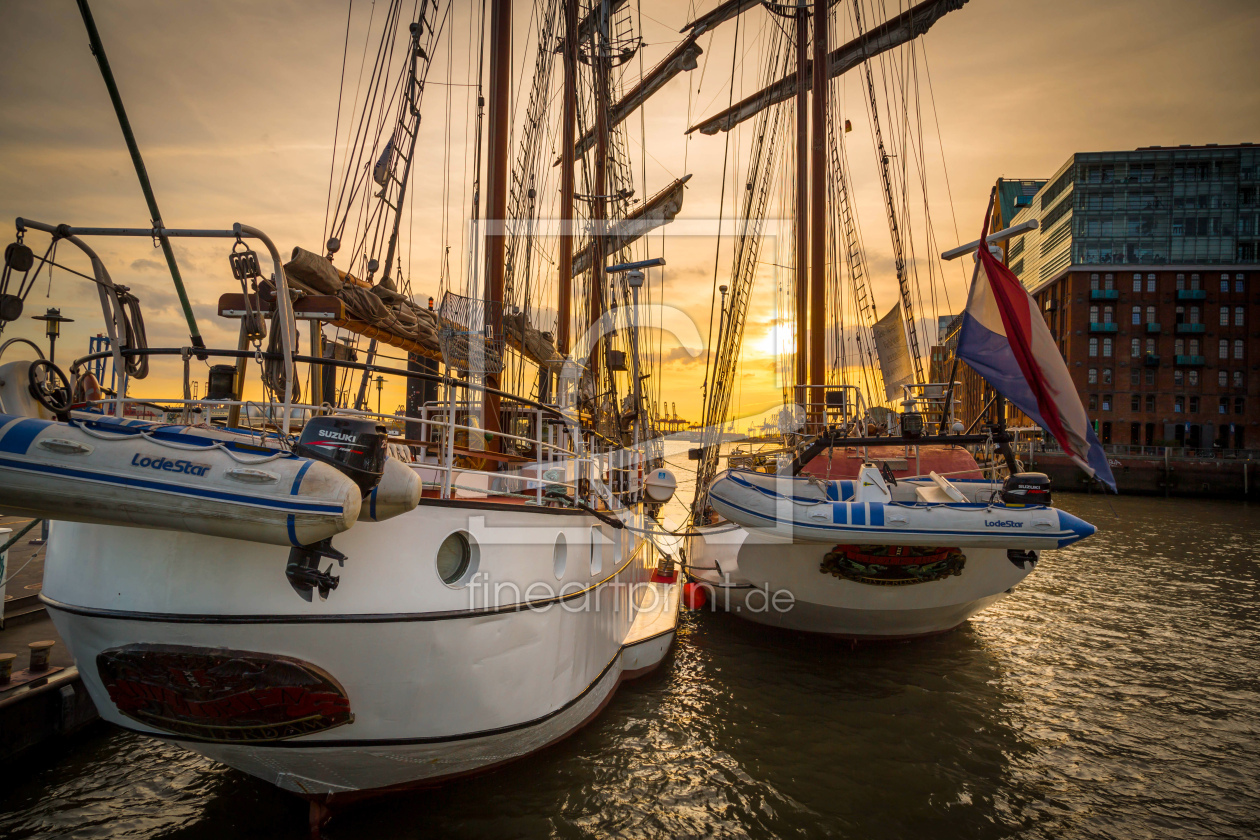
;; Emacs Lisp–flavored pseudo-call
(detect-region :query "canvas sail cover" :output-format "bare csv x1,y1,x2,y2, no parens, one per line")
873,303,915,402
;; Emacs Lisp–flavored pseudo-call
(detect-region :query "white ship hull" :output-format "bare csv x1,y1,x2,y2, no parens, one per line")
688,523,1034,640
42,499,678,801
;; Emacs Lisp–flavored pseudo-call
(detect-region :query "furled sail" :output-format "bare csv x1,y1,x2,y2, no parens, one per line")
571,174,691,277
284,247,560,367
873,303,915,402
687,0,968,136
569,36,702,159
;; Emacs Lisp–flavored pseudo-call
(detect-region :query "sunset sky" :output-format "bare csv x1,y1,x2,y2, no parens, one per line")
1,0,1258,424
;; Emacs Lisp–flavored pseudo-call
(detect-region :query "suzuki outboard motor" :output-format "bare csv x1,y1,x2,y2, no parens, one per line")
287,417,388,601
1001,472,1052,507
293,416,388,496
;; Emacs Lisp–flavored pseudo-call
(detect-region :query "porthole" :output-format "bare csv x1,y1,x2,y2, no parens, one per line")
553,533,567,580
589,526,604,576
436,531,478,588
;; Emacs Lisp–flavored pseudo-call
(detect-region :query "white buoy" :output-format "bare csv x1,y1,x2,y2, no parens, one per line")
644,468,677,503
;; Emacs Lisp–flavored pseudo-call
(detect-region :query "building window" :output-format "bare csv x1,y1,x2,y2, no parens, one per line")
1131,338,1141,357
1132,306,1142,325
1176,273,1186,290
1146,368,1156,386
1090,305,1099,323
1174,369,1184,386
1175,396,1185,413
1190,306,1200,324
1190,396,1200,413
1175,306,1186,325
1175,339,1185,355
1221,306,1230,326
1220,397,1229,415
1146,305,1156,323
1235,339,1245,360
1189,339,1200,356
1088,368,1098,384
1237,278,1246,293
1133,277,1142,292
1147,276,1156,293
1104,275,1115,291
1188,369,1199,387
1130,368,1140,386
1103,368,1113,385
1103,305,1114,324
1191,273,1201,289
1221,278,1230,293
1102,394,1112,411
1089,394,1098,411
1236,397,1246,415
1235,370,1245,387
1146,394,1156,412
1103,338,1113,357
1219,370,1228,386
1147,338,1157,355
1236,306,1245,326
1090,274,1100,290
1220,339,1230,359
1131,394,1141,411
1090,337,1099,357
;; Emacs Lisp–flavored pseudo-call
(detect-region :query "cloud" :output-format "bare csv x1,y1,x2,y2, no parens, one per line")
129,258,166,273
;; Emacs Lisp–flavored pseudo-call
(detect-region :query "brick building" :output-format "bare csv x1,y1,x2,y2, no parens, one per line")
953,144,1260,450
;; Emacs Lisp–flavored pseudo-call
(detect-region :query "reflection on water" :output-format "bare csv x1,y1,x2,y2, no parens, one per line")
1,494,1257,839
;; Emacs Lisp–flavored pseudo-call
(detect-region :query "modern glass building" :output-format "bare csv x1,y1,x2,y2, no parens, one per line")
1007,144,1260,290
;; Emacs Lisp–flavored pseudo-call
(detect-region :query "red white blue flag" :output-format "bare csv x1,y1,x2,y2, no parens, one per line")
956,210,1117,492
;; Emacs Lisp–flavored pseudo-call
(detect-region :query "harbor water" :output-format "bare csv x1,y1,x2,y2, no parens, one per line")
1,488,1257,838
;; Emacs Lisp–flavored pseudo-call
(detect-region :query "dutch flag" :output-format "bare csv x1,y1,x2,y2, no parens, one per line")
956,204,1117,493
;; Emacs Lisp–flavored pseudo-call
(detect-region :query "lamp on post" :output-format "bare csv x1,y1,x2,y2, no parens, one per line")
374,375,385,415
30,307,74,363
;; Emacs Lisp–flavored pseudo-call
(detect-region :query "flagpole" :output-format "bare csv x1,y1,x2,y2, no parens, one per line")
939,187,997,433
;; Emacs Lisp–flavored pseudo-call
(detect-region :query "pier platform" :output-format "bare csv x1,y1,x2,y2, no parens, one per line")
1,515,100,763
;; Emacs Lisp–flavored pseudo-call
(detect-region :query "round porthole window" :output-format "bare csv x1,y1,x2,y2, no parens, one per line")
553,533,567,580
436,531,477,587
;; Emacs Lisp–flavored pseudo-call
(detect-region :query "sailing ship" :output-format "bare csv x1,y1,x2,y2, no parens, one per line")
0,0,690,824
680,0,1104,639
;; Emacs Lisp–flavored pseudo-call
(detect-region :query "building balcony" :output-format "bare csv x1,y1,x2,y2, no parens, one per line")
1143,354,1161,367
1176,289,1207,300
1145,322,1161,333
1089,322,1119,333
1090,288,1120,300
1174,354,1205,366
1175,323,1206,334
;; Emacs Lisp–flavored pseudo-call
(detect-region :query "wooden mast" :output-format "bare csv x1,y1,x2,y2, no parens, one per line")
483,0,511,447
794,1,809,406
590,1,609,382
808,0,827,423
557,0,578,355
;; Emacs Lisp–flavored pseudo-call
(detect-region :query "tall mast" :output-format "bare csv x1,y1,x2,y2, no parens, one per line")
589,1,610,380
558,0,578,355
483,0,511,443
794,2,809,403
808,0,827,421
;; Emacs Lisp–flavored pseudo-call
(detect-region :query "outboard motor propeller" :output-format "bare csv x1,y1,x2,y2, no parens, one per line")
286,538,346,602
286,417,388,601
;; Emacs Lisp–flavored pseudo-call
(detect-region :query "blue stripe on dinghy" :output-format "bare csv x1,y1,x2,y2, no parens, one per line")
0,417,51,454
711,492,1078,542
825,484,838,501
291,459,314,495
0,455,345,514
832,503,847,525
369,486,378,520
870,503,884,526
852,503,865,526
287,514,299,546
